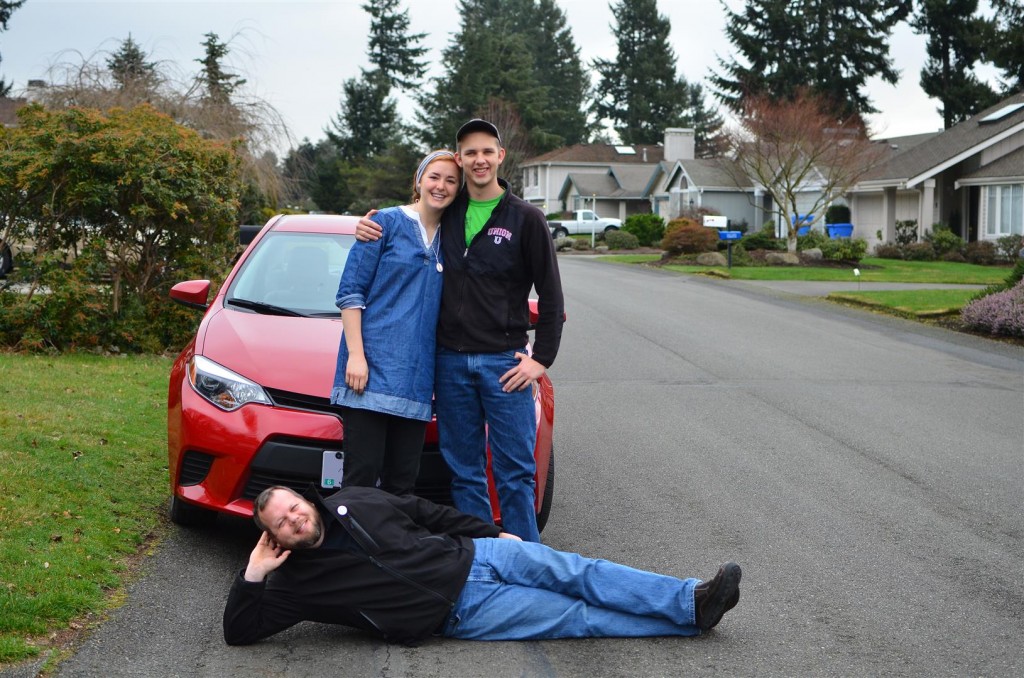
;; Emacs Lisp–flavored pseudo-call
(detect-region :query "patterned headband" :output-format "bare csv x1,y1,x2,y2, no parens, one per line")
415,150,457,188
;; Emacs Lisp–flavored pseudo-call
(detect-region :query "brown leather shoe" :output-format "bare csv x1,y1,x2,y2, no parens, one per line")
694,562,741,632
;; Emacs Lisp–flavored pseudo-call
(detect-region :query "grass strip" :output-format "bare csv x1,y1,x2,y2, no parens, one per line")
597,254,1009,285
827,289,980,317
0,352,171,665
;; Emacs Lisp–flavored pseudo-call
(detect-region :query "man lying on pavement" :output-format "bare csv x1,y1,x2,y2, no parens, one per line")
223,485,742,645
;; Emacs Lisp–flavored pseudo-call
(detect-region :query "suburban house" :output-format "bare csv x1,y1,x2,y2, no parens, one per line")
849,92,1024,248
522,129,788,230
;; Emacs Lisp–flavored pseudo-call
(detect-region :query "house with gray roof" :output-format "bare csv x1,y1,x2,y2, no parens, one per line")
849,92,1024,248
521,129,691,219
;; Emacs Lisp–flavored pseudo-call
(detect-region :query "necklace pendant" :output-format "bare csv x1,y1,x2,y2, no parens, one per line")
436,262,444,273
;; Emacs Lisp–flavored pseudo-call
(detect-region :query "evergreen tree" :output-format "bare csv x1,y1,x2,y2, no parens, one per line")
416,0,588,157
106,34,158,92
592,0,689,144
988,0,1024,95
688,83,727,158
195,32,247,105
911,0,997,128
0,0,26,96
363,0,427,89
326,72,399,162
712,0,911,120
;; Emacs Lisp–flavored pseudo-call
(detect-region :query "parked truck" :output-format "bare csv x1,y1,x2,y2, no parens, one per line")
547,210,622,238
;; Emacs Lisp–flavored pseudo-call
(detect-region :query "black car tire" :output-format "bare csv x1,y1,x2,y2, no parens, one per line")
0,243,12,276
169,495,218,527
603,225,619,234
535,446,554,532
552,227,569,239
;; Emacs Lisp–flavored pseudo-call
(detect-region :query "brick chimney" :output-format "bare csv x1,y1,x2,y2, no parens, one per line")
663,128,695,162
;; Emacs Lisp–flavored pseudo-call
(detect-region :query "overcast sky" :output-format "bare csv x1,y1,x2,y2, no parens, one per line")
1,0,1005,154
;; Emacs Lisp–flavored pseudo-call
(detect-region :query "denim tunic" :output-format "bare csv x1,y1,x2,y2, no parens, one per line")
331,206,443,421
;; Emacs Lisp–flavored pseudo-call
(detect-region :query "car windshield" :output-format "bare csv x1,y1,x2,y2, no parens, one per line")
225,231,355,317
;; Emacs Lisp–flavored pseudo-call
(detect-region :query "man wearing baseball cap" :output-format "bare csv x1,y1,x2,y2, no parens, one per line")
357,119,564,543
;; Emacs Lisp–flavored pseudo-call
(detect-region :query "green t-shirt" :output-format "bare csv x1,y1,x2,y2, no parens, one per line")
465,193,503,246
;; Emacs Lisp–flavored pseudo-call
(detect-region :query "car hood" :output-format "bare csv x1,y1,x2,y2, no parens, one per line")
200,307,342,398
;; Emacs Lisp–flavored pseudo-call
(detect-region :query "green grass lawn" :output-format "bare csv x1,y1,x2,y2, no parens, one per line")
598,254,1010,285
827,289,981,316
0,352,171,666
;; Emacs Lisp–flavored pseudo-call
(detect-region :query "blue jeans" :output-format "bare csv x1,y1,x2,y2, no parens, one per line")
434,348,540,542
441,538,701,640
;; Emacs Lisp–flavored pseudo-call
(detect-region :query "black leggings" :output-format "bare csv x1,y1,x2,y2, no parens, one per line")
338,407,426,496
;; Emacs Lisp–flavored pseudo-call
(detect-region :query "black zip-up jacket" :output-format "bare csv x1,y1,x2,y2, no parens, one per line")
223,487,502,646
437,179,565,367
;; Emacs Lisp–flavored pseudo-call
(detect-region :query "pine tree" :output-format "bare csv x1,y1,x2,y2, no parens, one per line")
911,0,998,128
363,0,428,89
0,0,26,96
107,35,158,92
326,72,399,162
592,0,689,144
988,0,1024,95
416,0,588,158
195,32,247,105
688,83,727,158
712,0,911,120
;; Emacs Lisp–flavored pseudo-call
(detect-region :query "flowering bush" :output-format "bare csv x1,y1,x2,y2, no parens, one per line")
961,279,1024,338
661,218,718,255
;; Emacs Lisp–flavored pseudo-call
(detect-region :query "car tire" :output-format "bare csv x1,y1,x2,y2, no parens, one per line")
603,225,619,234
553,227,569,239
169,495,218,527
536,446,554,532
0,242,12,276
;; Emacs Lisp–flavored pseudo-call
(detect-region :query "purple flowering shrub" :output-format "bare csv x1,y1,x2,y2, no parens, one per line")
961,279,1024,337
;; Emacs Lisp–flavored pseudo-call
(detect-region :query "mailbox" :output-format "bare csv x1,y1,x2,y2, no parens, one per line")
718,230,742,240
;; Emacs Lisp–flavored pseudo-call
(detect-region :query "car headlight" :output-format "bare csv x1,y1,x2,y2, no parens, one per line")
187,355,271,411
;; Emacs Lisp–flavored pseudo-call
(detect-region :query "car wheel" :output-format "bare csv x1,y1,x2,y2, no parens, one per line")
169,495,218,527
536,446,554,532
603,225,619,234
0,243,12,276
553,227,569,239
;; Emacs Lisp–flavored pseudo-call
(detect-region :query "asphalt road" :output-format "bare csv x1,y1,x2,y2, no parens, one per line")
9,256,1022,678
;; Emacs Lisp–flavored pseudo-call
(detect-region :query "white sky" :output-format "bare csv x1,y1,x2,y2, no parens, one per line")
1,0,1005,154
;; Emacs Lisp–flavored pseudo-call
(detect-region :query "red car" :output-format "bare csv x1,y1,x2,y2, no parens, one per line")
167,214,555,530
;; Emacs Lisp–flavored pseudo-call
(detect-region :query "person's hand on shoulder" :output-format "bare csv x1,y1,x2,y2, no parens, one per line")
355,209,383,242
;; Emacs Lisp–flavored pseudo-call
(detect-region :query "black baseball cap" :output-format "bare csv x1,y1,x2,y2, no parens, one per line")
456,119,501,145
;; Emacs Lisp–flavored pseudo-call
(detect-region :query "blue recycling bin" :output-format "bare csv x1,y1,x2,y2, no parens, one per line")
792,214,814,237
827,223,854,239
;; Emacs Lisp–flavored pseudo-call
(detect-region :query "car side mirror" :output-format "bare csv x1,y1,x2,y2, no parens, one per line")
170,280,211,311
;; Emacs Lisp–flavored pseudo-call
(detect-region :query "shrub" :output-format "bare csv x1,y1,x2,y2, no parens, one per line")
552,236,574,251
722,241,751,266
941,250,967,263
874,242,904,259
965,240,997,265
797,230,829,251
819,238,867,262
742,228,784,251
825,204,851,224
904,242,937,261
961,279,1024,337
604,229,639,250
996,234,1024,262
570,237,591,251
925,226,965,257
622,213,666,247
661,218,718,255
895,219,918,246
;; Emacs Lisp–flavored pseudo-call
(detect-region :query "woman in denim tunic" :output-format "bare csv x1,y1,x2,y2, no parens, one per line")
331,151,460,495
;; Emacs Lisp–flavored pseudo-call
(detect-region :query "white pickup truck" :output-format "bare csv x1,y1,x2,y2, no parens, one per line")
548,210,622,238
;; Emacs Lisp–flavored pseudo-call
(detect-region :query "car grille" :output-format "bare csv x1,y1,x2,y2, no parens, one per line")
264,387,340,417
178,451,214,486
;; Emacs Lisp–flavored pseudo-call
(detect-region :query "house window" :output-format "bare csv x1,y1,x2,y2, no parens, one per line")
985,184,1024,237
